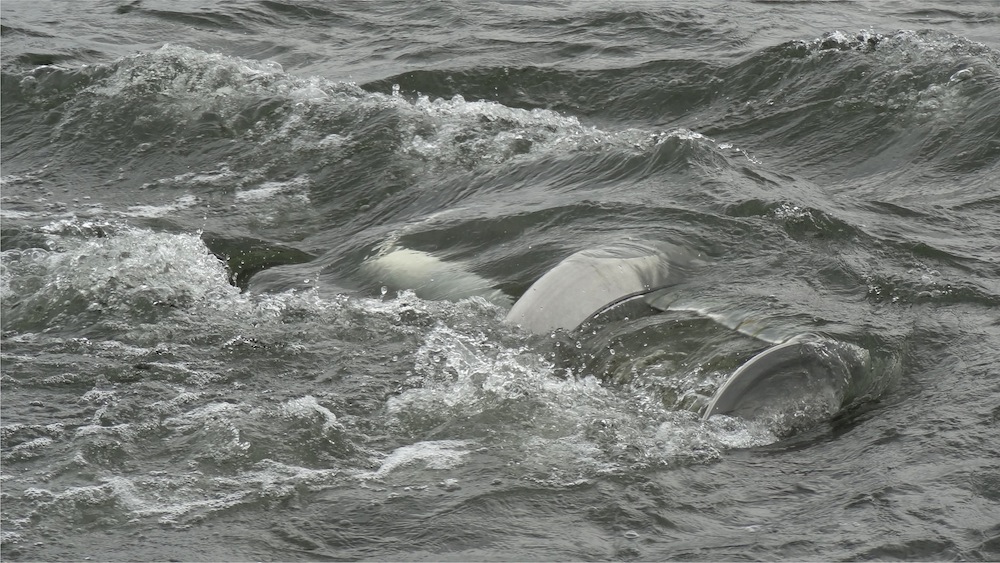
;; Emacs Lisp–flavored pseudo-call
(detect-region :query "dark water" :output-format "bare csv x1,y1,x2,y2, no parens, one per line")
2,1,1000,561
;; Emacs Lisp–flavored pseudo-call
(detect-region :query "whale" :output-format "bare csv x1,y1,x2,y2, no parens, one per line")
359,245,513,307
504,240,694,334
701,332,870,424
358,238,870,431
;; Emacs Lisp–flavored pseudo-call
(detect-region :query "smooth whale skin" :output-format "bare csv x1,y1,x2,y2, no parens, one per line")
361,237,867,433
359,246,513,307
504,240,692,335
702,333,871,421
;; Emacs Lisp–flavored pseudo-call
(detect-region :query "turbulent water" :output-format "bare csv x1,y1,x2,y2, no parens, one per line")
2,1,1000,561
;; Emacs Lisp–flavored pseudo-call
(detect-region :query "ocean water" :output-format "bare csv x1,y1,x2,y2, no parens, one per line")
2,1,999,560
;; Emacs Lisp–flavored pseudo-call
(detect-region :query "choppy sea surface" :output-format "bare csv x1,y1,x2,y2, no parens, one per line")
2,1,999,561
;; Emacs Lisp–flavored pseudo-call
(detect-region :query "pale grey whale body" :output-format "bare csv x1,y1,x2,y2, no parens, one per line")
360,239,867,427
504,240,689,334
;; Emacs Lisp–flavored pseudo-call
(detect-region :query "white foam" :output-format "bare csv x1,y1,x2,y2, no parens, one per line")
386,322,780,475
281,395,341,433
3,437,54,461
234,177,311,203
161,402,253,459
2,223,239,328
0,208,35,220
364,440,474,479
124,194,199,218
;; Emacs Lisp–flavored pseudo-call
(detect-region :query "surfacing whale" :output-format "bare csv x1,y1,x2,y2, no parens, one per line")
701,332,870,426
359,244,513,307
359,239,869,432
504,240,693,334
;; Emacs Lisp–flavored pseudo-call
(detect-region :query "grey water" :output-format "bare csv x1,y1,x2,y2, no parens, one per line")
2,1,999,560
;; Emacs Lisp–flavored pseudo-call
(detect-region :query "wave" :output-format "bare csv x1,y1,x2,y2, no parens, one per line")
0,45,751,247
4,33,995,225
4,41,992,303
0,37,986,422
364,29,1000,179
